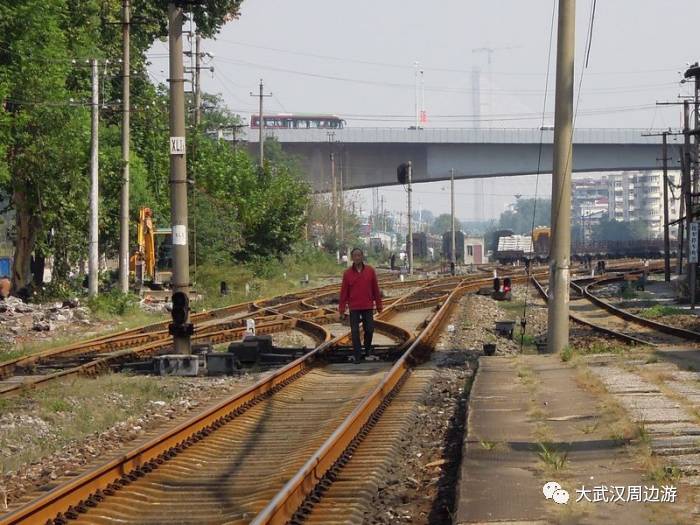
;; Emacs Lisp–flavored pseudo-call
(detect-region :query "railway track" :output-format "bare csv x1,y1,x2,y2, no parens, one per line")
532,268,700,347
0,272,527,398
0,277,430,397
0,271,538,524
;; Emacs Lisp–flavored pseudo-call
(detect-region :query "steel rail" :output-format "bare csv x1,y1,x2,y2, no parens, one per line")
581,275,700,342
251,279,465,525
531,276,652,346
0,284,429,524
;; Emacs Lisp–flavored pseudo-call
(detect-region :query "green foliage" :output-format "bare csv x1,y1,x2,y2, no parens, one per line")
1,1,313,293
560,345,573,362
537,442,568,471
87,290,138,316
431,213,461,235
592,218,651,242
638,305,688,318
499,198,551,234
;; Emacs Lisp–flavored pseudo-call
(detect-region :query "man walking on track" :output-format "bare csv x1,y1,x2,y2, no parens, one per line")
338,248,383,363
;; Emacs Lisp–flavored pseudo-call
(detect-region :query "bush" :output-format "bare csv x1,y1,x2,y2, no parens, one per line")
87,290,139,316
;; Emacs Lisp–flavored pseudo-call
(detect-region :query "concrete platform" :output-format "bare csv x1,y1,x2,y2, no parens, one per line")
455,355,687,524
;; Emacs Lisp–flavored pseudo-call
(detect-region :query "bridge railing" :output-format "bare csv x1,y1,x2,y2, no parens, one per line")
241,127,678,145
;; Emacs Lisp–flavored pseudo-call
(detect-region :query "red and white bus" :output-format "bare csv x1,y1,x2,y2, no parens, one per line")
250,114,345,130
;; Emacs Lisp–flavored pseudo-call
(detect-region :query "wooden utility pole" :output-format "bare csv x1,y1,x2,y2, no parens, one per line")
118,0,130,294
89,59,100,297
547,0,575,353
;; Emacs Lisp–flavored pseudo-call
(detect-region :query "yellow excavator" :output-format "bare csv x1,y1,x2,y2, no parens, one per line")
130,207,172,287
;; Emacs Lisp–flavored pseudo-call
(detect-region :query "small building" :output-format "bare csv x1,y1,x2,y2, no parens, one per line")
464,236,485,264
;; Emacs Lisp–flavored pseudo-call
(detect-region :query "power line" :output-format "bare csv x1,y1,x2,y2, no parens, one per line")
212,38,680,77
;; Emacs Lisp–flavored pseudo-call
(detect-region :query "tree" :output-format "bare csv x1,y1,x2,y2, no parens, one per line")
499,198,551,234
431,213,462,235
591,219,651,242
0,0,245,292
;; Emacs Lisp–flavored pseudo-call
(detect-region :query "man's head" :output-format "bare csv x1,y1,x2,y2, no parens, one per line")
351,247,364,266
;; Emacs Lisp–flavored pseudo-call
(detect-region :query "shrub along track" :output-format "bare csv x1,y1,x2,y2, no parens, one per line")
0,272,537,525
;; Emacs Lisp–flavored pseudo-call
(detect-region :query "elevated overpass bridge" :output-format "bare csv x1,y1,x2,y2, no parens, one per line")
239,127,683,192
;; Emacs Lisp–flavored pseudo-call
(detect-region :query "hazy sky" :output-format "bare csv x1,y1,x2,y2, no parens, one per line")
148,0,699,221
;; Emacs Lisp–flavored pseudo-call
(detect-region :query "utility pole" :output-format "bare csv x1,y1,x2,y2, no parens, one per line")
547,0,575,354
330,151,337,239
450,168,456,268
663,133,671,282
250,79,272,169
407,161,413,275
194,34,202,127
118,0,130,294
338,149,344,252
683,100,695,308
168,3,191,354
642,130,677,282
684,64,700,308
89,59,100,298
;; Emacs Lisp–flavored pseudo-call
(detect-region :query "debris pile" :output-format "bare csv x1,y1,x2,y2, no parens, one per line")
0,295,91,347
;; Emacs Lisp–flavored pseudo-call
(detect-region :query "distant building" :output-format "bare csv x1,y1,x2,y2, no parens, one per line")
571,171,680,239
464,236,485,265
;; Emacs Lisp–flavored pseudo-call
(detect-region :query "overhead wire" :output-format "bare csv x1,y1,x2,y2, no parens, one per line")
520,0,557,352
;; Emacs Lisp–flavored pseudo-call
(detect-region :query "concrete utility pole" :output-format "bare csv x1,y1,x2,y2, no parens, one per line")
250,79,272,169
662,133,671,282
168,3,191,354
407,161,414,275
338,150,344,251
683,100,695,309
450,168,456,267
89,59,100,298
684,64,700,308
642,129,677,282
118,0,130,294
330,151,337,239
547,0,575,354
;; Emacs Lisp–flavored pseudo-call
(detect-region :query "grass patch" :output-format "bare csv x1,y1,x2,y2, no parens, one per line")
638,305,689,319
496,300,526,317
537,442,569,471
194,248,340,311
87,290,139,317
646,464,683,485
479,439,497,450
0,373,185,474
561,345,574,362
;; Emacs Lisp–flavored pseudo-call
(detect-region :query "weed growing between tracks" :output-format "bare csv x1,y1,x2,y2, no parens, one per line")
0,373,183,473
637,305,690,319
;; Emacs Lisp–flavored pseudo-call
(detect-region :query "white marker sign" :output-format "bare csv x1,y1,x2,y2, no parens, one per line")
690,222,699,263
169,136,186,155
172,224,187,246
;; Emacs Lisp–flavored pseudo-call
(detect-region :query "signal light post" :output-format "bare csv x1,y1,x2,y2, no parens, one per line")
168,3,193,354
397,162,413,275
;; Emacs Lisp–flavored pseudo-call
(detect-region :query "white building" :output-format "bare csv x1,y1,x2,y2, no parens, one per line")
571,171,681,238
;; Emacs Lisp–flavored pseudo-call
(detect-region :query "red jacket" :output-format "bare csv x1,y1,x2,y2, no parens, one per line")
338,263,383,313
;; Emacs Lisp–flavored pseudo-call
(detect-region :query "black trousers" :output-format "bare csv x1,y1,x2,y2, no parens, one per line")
349,309,374,359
